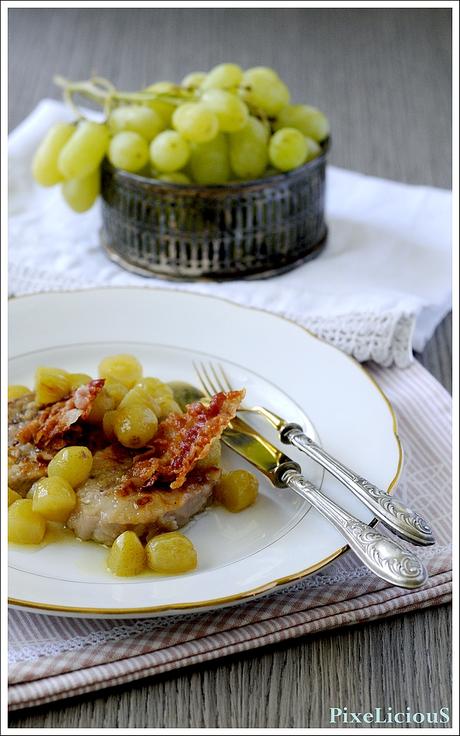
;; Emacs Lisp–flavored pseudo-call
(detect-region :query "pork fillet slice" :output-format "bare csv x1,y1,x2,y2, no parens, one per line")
67,445,221,545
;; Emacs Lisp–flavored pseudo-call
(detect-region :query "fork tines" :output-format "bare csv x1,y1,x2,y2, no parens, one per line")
194,361,234,397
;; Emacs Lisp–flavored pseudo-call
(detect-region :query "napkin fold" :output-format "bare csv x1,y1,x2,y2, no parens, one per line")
8,100,452,368
8,362,452,711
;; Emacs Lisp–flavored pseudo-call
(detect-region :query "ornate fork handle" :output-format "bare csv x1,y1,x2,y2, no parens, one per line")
282,424,435,546
281,469,427,589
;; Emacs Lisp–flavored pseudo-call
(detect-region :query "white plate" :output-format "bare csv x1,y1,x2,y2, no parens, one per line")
8,288,401,618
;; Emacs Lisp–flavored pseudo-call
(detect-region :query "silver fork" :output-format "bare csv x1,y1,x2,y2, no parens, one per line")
194,361,435,547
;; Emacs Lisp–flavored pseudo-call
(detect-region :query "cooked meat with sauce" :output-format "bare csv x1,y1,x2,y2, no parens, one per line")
66,444,221,545
119,389,244,491
8,380,106,496
16,379,105,449
8,393,51,495
67,390,244,545
9,381,244,544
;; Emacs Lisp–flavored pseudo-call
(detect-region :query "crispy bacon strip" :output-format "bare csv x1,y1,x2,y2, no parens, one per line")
17,379,105,450
120,389,244,493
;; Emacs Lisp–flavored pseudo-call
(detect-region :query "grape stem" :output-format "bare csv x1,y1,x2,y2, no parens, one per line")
53,75,194,119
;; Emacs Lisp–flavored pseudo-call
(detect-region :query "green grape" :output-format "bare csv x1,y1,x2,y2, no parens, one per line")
58,120,109,180
245,65,279,80
201,63,243,90
150,130,190,172
32,122,75,187
229,117,268,179
201,89,248,132
108,131,150,172
268,127,308,171
273,104,330,142
61,169,100,212
181,71,206,90
157,172,191,184
109,105,164,141
145,80,179,94
144,81,178,125
172,103,219,143
189,133,231,185
241,67,290,116
305,136,322,162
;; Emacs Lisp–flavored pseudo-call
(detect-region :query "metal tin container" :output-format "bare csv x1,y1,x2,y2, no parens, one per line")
100,141,329,281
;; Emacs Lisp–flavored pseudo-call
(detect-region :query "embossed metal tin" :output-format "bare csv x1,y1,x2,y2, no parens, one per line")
100,141,329,281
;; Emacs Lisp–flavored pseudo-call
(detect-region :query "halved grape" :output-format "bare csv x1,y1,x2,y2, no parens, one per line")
8,499,46,544
172,103,219,143
146,532,197,573
201,89,248,133
109,105,164,141
35,367,71,406
229,117,269,179
99,354,143,389
201,63,243,90
215,469,259,512
31,477,76,522
32,122,75,187
241,67,290,116
62,169,100,212
108,131,150,172
268,127,308,171
150,131,190,173
107,531,146,576
58,121,109,180
47,446,93,488
189,133,231,185
274,104,330,142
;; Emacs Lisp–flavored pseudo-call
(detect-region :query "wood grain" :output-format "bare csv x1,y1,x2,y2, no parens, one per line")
9,607,452,729
7,7,452,728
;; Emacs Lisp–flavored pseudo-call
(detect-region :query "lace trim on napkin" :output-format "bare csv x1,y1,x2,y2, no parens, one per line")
8,264,416,368
301,311,415,368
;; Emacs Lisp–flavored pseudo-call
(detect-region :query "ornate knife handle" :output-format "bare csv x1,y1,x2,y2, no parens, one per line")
281,469,427,589
282,424,435,547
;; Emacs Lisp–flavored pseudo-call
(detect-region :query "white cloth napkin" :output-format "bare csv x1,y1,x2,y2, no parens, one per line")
8,99,452,367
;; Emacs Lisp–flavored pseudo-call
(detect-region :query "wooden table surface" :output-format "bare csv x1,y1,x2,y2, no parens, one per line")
8,7,452,729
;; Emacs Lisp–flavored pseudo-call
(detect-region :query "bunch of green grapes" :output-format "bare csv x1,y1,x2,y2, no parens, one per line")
32,64,330,212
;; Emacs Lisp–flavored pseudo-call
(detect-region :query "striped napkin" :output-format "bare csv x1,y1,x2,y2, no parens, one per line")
8,361,452,711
